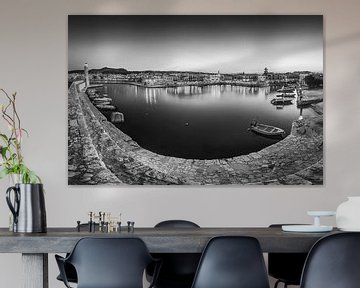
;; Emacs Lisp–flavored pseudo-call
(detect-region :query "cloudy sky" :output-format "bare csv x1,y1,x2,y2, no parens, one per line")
68,15,323,73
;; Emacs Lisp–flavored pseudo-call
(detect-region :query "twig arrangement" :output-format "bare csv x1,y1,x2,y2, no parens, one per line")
0,88,40,183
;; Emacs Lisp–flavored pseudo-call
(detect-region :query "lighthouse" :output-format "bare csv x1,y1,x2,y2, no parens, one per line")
84,62,90,87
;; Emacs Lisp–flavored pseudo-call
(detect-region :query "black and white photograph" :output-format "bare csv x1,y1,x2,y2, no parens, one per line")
68,15,324,185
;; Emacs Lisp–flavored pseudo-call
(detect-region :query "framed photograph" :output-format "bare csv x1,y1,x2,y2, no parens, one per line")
68,15,323,185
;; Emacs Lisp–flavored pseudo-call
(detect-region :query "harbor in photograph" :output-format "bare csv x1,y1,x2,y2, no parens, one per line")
68,15,323,185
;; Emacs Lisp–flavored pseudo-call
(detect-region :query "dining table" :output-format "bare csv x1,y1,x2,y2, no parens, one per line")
0,226,339,288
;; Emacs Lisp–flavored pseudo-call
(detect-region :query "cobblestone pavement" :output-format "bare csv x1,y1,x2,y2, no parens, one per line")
68,83,323,185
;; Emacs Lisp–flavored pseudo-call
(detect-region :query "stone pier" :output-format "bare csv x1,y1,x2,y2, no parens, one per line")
68,82,323,185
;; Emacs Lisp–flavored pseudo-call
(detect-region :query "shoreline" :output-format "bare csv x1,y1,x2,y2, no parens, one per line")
89,80,270,89
68,81,323,185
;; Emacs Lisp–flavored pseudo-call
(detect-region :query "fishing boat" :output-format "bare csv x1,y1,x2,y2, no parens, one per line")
277,86,296,93
277,88,295,93
271,96,293,105
93,97,112,102
276,92,296,98
276,86,298,97
249,120,285,136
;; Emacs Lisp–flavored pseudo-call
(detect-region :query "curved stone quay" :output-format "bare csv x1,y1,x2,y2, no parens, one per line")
68,83,323,185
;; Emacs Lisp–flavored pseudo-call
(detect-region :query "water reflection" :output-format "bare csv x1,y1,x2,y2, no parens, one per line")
166,86,204,97
163,84,264,99
145,88,157,105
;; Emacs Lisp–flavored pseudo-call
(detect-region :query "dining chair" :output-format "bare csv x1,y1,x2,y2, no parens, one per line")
191,236,270,288
56,223,99,284
56,262,77,284
146,220,201,288
268,224,308,288
300,232,360,288
55,237,160,288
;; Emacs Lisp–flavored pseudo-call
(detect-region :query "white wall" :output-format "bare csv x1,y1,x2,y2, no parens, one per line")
0,0,360,287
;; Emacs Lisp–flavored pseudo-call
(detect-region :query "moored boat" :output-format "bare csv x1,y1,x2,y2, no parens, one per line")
277,85,296,93
277,88,295,93
249,120,285,136
276,86,298,98
93,97,112,102
276,92,296,98
95,104,116,110
271,96,293,105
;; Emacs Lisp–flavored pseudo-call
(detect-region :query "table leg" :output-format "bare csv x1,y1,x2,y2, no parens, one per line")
22,253,48,288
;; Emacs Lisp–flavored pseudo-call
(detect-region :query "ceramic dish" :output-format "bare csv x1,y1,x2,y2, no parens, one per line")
282,225,333,232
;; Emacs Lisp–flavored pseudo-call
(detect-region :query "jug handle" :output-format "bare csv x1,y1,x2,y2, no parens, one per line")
6,186,20,224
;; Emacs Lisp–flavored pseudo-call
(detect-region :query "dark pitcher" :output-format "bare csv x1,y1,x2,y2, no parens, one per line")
6,183,47,233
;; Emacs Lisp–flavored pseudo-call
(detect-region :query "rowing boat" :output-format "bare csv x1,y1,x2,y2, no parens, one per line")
249,121,285,136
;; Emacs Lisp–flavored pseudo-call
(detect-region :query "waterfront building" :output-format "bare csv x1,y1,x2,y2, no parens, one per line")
257,75,267,82
209,71,221,83
257,74,269,86
299,73,310,86
284,72,300,83
266,73,286,81
242,73,258,82
222,74,233,81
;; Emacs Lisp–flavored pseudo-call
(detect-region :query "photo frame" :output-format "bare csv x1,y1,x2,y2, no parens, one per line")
68,15,323,185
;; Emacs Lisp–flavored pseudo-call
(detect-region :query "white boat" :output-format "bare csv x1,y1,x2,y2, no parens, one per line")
277,86,296,93
276,87,298,98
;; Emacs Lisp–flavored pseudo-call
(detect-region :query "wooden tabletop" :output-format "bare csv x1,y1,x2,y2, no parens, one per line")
0,227,339,253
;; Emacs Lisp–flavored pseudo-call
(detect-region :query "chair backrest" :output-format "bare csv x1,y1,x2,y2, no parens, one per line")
155,220,200,228
191,236,270,288
67,237,154,288
151,220,201,285
300,232,360,288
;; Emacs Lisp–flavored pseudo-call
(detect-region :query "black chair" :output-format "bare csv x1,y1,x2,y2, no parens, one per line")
56,262,77,284
55,237,160,288
191,236,270,288
268,224,308,288
300,232,360,288
147,220,201,288
154,220,200,229
56,223,99,284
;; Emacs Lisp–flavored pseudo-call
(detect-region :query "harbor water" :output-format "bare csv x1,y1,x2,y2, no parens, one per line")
103,84,318,159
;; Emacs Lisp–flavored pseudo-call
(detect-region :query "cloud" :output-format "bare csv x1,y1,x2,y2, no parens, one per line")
274,48,323,72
